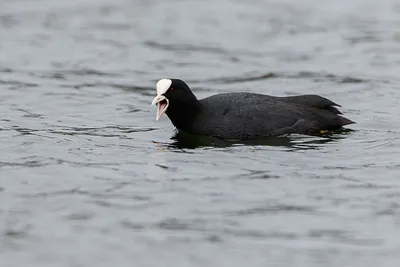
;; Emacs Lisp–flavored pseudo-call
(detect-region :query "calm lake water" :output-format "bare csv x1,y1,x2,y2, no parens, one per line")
1,0,400,266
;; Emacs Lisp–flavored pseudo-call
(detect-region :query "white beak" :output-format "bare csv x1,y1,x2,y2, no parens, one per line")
151,94,169,121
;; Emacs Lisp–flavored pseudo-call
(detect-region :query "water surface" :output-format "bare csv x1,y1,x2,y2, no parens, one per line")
1,0,400,266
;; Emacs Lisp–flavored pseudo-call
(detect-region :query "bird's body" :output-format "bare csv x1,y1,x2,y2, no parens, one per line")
151,79,354,140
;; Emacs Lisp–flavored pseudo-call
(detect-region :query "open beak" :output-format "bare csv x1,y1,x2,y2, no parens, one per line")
151,94,169,121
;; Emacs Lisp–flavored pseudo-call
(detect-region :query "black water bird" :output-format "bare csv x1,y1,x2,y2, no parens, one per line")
151,78,354,140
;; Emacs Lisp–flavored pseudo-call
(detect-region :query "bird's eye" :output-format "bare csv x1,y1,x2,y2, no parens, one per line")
169,87,174,92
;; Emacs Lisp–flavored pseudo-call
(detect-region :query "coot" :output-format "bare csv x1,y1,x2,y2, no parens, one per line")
151,78,354,140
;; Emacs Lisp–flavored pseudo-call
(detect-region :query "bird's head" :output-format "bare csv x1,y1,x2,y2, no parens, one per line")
151,78,197,120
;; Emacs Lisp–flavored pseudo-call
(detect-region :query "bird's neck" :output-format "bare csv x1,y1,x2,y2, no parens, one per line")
166,100,202,132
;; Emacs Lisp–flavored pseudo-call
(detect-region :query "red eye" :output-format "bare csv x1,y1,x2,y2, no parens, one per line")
169,87,174,92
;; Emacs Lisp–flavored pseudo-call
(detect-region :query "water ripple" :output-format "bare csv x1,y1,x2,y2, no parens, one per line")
200,71,373,85
228,204,316,216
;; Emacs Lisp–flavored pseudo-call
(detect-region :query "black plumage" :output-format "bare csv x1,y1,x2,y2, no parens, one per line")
152,79,354,140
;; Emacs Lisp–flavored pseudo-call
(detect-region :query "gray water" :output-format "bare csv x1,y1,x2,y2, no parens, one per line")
1,0,400,266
